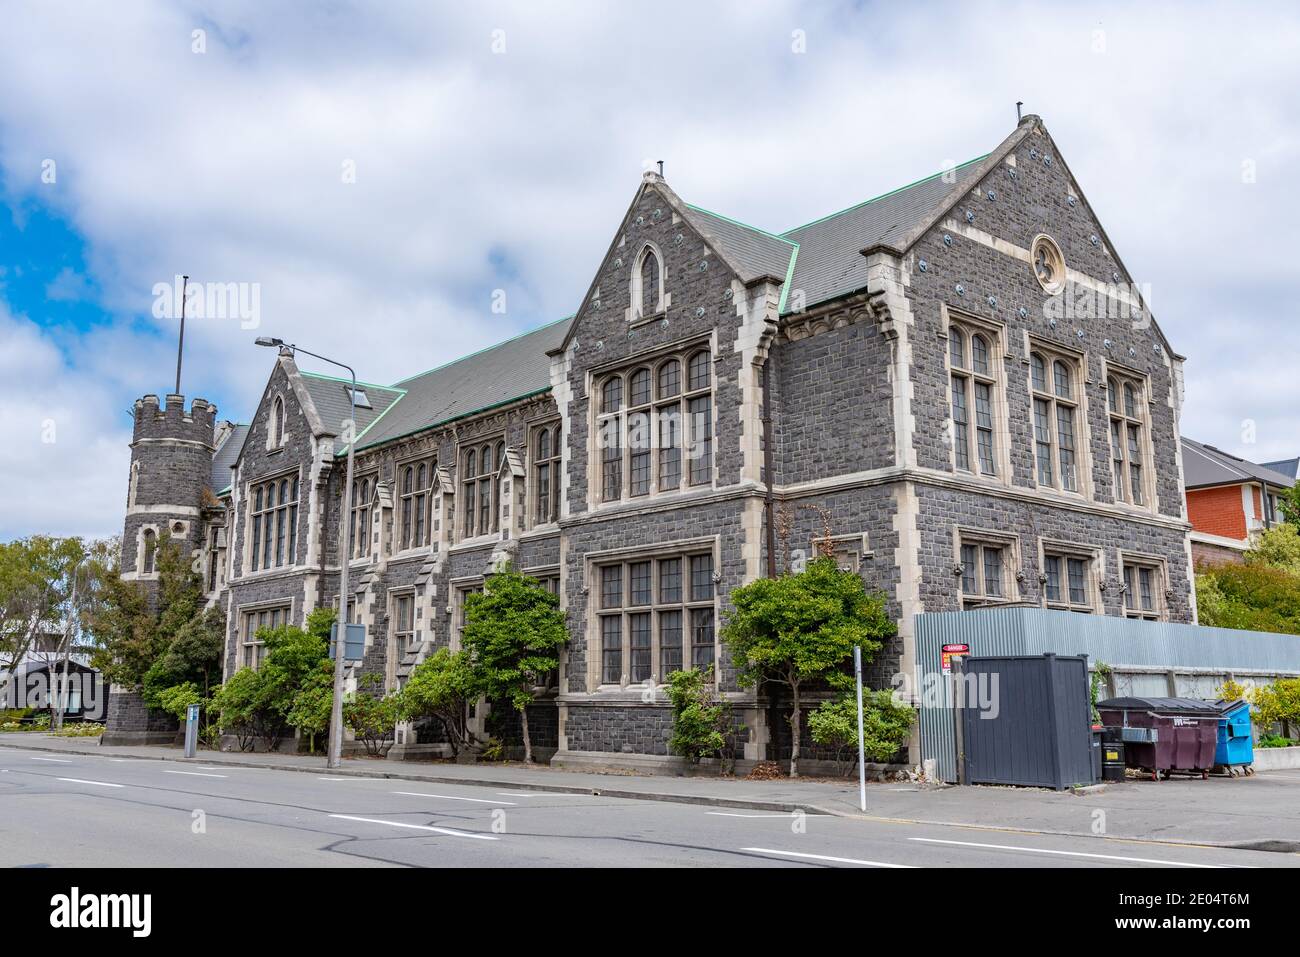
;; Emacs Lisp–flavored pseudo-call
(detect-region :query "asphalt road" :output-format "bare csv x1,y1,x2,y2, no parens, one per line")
0,747,1293,868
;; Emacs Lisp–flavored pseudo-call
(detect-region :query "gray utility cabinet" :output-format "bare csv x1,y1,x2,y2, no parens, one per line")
955,653,1095,790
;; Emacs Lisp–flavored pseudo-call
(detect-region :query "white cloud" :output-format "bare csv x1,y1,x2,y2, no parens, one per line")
0,0,1297,537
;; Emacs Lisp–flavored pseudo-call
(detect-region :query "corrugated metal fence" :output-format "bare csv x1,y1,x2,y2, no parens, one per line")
915,608,1300,782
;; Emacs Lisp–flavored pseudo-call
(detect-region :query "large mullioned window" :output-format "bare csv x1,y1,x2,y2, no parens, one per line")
949,325,997,475
597,553,716,686
532,423,562,526
1043,550,1094,613
1108,374,1147,506
399,459,435,550
462,440,504,539
1123,560,1163,621
250,474,299,571
348,475,373,560
596,347,713,504
1030,349,1081,492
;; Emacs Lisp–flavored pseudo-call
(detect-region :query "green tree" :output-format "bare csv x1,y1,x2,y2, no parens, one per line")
665,666,728,765
344,673,402,756
142,606,226,708
1195,564,1300,635
400,648,481,756
1276,484,1300,529
1251,678,1300,736
1,536,87,690
1246,524,1300,576
808,689,915,776
462,566,568,764
211,667,278,752
722,557,895,777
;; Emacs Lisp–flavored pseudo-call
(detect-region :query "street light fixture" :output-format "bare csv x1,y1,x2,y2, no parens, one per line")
255,336,357,769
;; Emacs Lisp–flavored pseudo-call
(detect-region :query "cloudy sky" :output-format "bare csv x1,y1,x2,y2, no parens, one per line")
1,0,1297,540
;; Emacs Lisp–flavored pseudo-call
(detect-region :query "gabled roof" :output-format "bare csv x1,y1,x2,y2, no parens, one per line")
780,155,988,311
1262,457,1300,481
350,317,572,452
211,423,248,494
298,372,405,444
681,204,797,285
1181,436,1296,490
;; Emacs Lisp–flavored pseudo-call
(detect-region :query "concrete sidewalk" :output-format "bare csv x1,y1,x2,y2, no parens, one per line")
3,732,1297,853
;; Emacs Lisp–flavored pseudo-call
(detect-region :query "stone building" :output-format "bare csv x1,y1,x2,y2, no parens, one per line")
117,115,1195,765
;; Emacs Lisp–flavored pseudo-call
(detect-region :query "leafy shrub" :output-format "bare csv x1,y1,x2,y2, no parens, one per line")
1217,678,1249,702
1251,677,1300,732
400,648,481,757
665,666,728,765
1258,733,1296,749
1195,563,1300,635
50,722,105,738
808,689,915,776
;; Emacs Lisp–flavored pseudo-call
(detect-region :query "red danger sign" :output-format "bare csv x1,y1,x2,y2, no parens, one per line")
941,643,970,674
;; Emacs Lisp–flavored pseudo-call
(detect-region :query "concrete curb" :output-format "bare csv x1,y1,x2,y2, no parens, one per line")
6,738,1298,853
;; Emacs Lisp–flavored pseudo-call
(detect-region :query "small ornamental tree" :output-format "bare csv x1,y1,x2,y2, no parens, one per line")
1251,678,1300,737
722,557,895,777
1246,524,1300,576
462,566,568,764
401,648,481,757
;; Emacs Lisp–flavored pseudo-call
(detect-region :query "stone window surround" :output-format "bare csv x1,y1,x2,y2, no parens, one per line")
394,455,437,554
1031,232,1067,295
940,305,1014,483
808,532,873,574
1104,361,1156,512
1037,538,1103,613
388,587,417,665
528,419,563,529
587,334,717,511
265,394,287,453
581,535,720,694
1026,336,1092,499
1118,549,1168,622
951,526,1021,606
242,466,301,577
347,470,379,563
459,436,506,543
237,599,295,671
627,240,670,324
448,576,485,651
136,524,161,579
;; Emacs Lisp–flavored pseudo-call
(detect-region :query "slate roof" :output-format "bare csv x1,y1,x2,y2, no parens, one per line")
1262,457,1300,480
681,205,797,286
779,156,987,312
1181,436,1296,490
210,423,248,494
299,373,405,445
348,317,572,453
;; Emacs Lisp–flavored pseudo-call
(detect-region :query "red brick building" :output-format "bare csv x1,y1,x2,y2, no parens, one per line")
1182,437,1294,567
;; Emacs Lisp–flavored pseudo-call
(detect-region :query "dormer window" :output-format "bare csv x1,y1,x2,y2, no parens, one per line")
347,386,372,409
633,245,663,319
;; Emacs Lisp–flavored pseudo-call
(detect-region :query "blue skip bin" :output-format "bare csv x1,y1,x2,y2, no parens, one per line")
1214,698,1254,774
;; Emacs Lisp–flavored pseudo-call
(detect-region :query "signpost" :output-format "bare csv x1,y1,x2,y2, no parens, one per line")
853,645,866,813
329,622,366,662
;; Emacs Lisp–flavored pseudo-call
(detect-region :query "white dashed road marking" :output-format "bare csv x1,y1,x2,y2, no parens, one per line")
392,791,515,805
57,778,124,788
908,837,1246,868
328,814,498,840
161,770,228,779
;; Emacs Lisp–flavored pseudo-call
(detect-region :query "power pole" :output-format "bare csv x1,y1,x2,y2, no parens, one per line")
51,562,80,731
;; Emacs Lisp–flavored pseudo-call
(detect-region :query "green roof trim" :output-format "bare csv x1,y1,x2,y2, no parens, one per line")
337,391,407,455
780,154,989,236
777,242,799,315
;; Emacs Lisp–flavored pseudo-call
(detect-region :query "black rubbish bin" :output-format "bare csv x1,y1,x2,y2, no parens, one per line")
1101,739,1126,782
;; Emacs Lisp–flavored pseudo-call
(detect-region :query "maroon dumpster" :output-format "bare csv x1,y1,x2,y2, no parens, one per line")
1096,697,1220,780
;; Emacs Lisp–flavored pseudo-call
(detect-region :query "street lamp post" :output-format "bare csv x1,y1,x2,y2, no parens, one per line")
256,337,357,769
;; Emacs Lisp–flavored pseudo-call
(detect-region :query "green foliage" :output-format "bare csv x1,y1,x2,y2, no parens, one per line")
1216,678,1249,703
462,566,568,762
400,648,480,756
665,666,728,764
721,558,895,776
142,607,226,709
1251,677,1300,732
344,673,402,756
1,535,92,682
808,690,915,775
1195,564,1300,635
1276,484,1300,528
153,682,203,722
211,667,277,751
90,532,205,691
1089,661,1113,723
1258,733,1295,749
1245,524,1300,576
